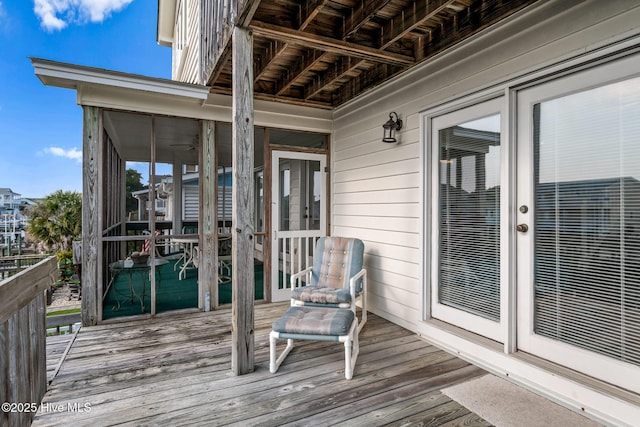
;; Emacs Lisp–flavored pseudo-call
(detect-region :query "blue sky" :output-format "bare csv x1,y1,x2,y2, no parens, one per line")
0,0,171,198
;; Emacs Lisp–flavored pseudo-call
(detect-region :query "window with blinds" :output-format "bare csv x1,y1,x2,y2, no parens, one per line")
533,77,640,367
438,116,501,321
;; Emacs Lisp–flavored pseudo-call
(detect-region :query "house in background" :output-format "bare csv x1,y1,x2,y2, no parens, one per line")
32,0,640,424
130,166,233,229
0,188,22,211
0,188,28,233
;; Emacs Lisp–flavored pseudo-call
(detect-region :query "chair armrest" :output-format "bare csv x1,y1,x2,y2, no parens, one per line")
349,268,367,302
290,266,313,288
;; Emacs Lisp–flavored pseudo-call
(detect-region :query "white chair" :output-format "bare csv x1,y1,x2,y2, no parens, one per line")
269,236,366,379
289,236,367,332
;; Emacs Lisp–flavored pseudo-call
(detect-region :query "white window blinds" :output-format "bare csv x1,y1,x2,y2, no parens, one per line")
438,116,501,321
533,77,640,367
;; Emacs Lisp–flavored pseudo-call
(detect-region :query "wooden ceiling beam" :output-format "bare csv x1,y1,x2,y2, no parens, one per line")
304,56,361,100
416,0,537,59
254,40,287,82
333,0,538,105
274,0,384,96
342,0,393,40
285,0,452,102
271,0,421,102
333,62,405,106
380,0,456,49
249,21,415,65
210,86,333,109
275,48,325,96
254,0,329,84
299,0,329,29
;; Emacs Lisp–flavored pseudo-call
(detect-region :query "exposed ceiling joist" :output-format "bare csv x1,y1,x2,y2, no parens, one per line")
381,0,456,49
254,0,329,84
299,0,330,30
205,0,541,109
342,0,393,40
304,56,360,100
249,21,415,66
276,48,325,96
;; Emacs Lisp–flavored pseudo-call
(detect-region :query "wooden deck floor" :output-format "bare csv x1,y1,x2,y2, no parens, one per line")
35,303,490,426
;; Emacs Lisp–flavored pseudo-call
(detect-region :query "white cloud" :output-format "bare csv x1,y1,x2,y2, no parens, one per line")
33,0,133,32
45,146,82,162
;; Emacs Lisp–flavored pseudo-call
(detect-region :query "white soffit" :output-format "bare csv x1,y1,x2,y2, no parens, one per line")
31,57,209,103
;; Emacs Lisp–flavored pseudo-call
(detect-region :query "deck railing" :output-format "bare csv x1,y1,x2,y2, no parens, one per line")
0,256,57,426
0,254,50,281
201,0,250,84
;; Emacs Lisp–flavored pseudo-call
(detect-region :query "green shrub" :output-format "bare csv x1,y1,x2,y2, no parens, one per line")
56,250,74,285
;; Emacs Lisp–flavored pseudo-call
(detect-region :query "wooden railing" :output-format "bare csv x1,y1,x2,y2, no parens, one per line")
201,0,251,84
0,254,50,281
0,256,57,426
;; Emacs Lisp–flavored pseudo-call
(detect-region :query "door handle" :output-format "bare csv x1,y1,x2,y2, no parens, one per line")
516,224,529,233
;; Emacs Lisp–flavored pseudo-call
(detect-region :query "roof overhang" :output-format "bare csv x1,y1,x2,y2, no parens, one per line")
31,57,208,101
156,0,176,47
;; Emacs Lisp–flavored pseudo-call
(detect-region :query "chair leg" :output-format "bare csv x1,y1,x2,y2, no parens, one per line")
344,319,359,379
270,332,294,374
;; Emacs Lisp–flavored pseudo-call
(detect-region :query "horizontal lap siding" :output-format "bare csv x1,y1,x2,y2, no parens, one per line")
333,109,422,328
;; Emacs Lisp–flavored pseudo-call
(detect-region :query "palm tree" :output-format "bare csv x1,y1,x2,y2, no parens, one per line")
27,190,82,252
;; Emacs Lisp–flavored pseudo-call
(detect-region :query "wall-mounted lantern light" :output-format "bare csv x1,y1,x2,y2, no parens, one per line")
382,112,403,143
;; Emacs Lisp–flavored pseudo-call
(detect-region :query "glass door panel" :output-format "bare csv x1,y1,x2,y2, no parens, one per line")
254,168,264,260
431,98,504,341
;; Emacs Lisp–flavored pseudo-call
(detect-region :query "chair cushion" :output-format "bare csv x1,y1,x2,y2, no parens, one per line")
272,306,355,336
311,237,364,292
291,285,352,305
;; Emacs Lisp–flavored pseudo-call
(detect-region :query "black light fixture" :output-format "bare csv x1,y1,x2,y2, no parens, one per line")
382,112,403,143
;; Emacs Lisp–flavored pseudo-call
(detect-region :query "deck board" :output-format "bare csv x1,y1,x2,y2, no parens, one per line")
37,302,487,426
45,334,74,383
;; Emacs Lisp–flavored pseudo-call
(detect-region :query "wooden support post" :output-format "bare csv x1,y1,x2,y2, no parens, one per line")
82,106,100,326
231,26,255,375
149,116,157,316
199,120,218,310
173,162,184,236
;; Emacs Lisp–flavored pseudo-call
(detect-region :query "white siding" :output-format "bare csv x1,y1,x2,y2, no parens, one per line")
183,184,199,221
183,184,231,223
173,0,200,84
217,185,232,223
